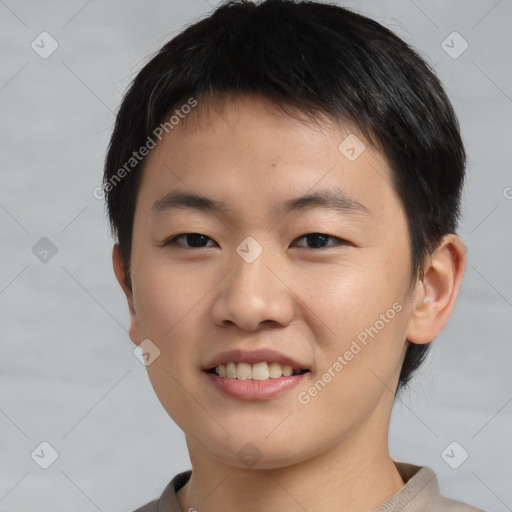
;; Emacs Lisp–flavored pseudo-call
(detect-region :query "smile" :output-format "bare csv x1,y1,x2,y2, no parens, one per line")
207,361,310,380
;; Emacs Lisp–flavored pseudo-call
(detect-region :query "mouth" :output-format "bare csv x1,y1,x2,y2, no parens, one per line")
202,349,312,399
205,361,311,380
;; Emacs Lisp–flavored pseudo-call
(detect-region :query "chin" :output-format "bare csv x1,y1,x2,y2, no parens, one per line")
199,430,315,470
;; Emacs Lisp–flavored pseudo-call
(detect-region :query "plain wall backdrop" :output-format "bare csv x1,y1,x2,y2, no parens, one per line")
1,0,511,510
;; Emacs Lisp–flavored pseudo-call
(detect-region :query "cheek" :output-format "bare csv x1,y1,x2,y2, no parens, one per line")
145,358,197,436
294,254,410,398
297,255,408,335
132,255,208,338
294,289,408,436
135,266,208,430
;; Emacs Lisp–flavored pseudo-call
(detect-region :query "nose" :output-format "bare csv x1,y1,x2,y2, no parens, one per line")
210,248,295,331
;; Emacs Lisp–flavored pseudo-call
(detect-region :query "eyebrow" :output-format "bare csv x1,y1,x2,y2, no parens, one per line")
150,188,370,218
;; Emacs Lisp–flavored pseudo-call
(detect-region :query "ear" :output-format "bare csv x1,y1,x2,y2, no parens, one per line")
112,243,142,346
406,234,467,345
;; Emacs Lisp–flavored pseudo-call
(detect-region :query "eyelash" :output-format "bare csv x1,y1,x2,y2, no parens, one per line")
161,232,349,250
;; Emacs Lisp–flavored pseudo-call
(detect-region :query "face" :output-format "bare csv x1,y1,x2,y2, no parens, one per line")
120,94,418,469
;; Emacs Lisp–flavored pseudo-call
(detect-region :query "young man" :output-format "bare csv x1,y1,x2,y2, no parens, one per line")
104,1,485,510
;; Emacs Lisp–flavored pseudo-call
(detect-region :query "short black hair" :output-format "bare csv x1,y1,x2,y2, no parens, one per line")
103,0,466,397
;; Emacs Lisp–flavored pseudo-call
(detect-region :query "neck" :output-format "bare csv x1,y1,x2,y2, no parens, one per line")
176,417,404,512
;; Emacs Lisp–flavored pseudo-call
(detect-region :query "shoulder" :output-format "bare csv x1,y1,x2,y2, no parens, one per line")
390,461,486,512
129,470,192,512
131,498,159,512
425,495,487,512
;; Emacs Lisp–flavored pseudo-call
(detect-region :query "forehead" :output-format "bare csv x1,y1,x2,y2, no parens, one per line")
136,93,399,222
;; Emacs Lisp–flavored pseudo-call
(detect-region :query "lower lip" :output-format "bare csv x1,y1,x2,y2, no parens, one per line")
204,371,310,400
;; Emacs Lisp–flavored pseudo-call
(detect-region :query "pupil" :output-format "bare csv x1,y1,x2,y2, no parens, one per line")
307,233,328,248
188,233,208,247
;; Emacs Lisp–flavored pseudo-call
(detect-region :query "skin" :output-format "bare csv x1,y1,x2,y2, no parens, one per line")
113,93,466,512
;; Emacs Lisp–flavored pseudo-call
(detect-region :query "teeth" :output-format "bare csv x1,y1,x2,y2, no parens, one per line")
282,365,293,377
252,362,269,380
268,362,283,378
214,361,300,380
237,362,252,380
226,362,237,379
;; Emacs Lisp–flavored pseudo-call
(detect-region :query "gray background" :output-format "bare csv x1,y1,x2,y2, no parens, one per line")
1,0,511,510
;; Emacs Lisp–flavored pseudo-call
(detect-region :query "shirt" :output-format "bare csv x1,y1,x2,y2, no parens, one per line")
132,461,486,512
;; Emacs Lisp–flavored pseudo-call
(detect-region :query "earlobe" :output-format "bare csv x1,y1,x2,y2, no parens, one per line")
406,234,467,345
112,244,141,346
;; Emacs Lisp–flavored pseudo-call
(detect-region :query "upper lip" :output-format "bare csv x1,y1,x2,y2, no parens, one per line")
203,348,310,371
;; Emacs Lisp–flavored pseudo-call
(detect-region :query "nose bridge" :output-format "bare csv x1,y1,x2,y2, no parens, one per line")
211,237,294,330
232,239,273,293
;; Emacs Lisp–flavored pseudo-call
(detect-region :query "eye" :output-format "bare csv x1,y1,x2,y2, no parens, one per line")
162,233,216,249
161,232,348,250
292,232,347,249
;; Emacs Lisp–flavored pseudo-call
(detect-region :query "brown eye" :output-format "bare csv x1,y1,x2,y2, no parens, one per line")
293,233,346,249
164,233,216,249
